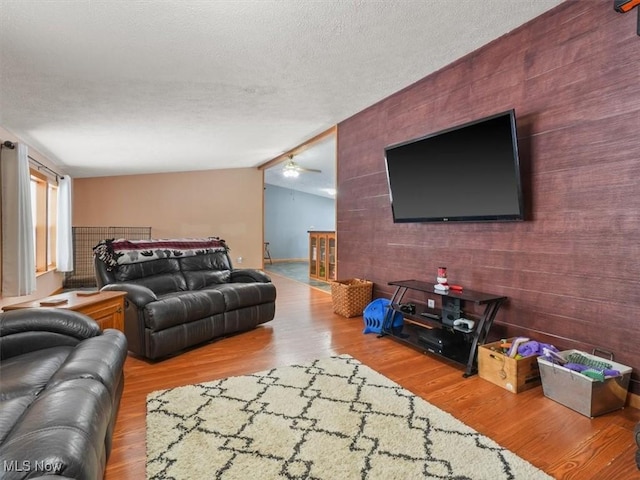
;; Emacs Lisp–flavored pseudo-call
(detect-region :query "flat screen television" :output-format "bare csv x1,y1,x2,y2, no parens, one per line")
384,109,524,223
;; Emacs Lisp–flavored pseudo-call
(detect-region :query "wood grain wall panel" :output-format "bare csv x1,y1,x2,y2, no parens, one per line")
525,0,615,47
336,2,640,394
386,60,473,117
529,112,638,174
469,30,531,80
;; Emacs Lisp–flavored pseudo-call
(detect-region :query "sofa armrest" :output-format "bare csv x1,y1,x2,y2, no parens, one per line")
636,421,640,470
0,309,102,360
49,329,127,399
101,283,157,308
230,269,271,283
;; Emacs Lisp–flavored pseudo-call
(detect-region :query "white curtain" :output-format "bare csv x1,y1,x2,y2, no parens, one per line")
1,143,36,296
56,175,73,272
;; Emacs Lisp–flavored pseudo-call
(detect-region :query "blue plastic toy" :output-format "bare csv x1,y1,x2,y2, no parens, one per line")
363,298,403,334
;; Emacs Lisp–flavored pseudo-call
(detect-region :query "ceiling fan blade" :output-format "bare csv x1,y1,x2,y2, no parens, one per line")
297,167,322,173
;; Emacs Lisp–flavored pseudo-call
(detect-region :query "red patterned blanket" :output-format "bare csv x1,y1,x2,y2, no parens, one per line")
93,237,228,270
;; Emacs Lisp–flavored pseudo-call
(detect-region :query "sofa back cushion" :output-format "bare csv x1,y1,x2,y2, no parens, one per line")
114,258,187,295
180,252,232,290
94,238,235,294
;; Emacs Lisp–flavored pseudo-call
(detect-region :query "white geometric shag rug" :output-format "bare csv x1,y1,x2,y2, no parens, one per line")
146,355,553,480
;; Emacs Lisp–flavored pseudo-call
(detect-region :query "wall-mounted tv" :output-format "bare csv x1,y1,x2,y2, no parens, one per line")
384,109,524,223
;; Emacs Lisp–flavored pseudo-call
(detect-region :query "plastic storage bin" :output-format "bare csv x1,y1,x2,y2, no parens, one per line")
537,349,632,417
363,298,403,334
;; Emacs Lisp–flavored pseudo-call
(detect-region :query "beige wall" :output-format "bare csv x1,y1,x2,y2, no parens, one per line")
73,168,265,269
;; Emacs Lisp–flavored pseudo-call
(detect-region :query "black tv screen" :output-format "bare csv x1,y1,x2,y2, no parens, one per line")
385,110,524,223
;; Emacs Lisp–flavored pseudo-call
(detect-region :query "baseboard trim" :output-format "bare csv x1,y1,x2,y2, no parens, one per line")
627,391,640,410
269,258,307,263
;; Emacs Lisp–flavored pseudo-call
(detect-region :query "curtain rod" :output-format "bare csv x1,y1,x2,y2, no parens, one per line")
1,139,65,179
28,155,65,180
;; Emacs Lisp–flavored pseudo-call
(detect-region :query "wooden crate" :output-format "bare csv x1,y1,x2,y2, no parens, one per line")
478,339,541,393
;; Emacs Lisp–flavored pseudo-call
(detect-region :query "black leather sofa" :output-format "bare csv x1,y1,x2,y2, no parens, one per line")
635,421,640,470
0,308,127,480
93,237,276,360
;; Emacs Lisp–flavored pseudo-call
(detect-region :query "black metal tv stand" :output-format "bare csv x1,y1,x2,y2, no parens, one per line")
380,280,506,377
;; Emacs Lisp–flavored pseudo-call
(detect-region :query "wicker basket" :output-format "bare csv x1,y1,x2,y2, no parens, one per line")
330,278,373,318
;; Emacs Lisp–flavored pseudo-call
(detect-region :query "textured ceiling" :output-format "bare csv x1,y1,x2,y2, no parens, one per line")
0,0,564,179
264,134,336,198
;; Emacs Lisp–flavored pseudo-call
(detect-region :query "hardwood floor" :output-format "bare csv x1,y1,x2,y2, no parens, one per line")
105,273,640,480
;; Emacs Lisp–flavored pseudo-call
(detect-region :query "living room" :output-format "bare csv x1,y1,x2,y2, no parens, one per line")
1,1,640,479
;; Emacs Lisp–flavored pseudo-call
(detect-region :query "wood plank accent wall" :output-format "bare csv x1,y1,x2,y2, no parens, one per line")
336,2,640,394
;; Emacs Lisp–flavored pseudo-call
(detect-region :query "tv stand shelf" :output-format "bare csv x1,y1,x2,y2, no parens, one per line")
380,280,506,377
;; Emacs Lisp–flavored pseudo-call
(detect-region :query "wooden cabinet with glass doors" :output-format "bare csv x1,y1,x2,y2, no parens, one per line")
308,231,336,282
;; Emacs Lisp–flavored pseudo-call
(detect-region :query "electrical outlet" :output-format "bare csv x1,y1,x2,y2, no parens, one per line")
236,256,243,264
427,299,435,309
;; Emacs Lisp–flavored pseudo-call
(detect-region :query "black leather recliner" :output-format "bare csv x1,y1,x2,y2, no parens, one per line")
0,308,127,480
94,240,276,360
635,421,640,470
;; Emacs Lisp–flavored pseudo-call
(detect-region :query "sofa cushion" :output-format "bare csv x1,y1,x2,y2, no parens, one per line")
224,302,276,332
0,378,111,480
181,252,232,290
114,258,186,295
144,314,226,359
0,396,34,445
207,282,277,310
180,251,231,271
183,270,231,290
0,347,71,401
144,290,226,331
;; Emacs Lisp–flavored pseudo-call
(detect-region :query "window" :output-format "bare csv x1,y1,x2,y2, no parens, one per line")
30,169,57,272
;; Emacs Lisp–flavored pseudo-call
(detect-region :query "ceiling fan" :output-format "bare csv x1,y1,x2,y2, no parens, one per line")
282,155,321,178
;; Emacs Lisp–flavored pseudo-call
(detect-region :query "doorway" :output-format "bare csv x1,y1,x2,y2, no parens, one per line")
261,128,337,287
